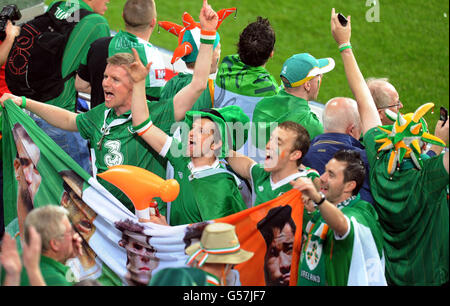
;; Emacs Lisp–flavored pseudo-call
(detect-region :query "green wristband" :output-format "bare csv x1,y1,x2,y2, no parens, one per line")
20,96,27,108
339,45,352,52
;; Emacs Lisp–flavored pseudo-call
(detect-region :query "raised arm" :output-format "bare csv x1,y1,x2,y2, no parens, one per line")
291,177,348,237
226,150,256,181
172,0,219,121
331,8,381,135
128,48,169,154
0,94,78,131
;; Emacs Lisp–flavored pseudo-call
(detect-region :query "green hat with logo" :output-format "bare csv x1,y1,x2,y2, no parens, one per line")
280,53,335,88
184,105,250,158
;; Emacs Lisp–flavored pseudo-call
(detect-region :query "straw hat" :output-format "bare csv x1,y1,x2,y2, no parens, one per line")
185,223,254,267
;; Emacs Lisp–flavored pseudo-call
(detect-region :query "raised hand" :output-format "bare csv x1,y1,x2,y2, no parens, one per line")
0,233,22,285
125,48,152,84
199,0,219,31
331,8,351,45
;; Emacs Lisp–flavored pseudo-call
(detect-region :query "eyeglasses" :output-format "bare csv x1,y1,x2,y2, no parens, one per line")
377,103,402,110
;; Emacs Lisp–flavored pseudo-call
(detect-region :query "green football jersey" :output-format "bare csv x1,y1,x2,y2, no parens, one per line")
250,163,320,206
162,137,247,226
76,100,174,212
298,195,385,286
364,127,449,286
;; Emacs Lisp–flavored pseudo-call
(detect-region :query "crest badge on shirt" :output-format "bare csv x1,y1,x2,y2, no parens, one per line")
305,240,322,271
258,186,264,192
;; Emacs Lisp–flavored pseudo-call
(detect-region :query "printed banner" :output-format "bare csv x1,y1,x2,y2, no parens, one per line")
2,100,303,286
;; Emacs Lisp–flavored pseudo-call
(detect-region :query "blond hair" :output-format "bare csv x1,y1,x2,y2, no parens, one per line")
24,206,69,253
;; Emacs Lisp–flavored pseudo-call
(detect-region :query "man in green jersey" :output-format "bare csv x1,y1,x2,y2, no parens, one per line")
31,0,111,174
252,53,335,162
0,1,219,214
226,121,320,207
329,8,449,285
76,0,167,108
292,149,386,286
128,1,248,225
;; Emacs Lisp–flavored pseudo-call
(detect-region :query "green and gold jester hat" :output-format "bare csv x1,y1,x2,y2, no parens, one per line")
374,102,446,175
158,8,236,65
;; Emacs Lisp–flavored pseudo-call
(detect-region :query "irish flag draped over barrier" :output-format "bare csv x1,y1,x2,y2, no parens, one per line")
1,100,303,286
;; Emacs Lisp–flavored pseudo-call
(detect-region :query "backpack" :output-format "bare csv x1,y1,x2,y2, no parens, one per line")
5,2,92,102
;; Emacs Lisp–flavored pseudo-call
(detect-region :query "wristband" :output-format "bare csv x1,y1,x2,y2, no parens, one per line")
339,43,352,52
200,29,216,45
20,96,27,108
338,42,351,49
132,115,153,136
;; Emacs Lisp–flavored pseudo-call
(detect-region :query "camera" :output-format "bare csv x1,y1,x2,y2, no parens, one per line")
0,4,21,41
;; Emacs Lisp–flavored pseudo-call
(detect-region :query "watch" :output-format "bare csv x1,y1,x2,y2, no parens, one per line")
313,192,326,207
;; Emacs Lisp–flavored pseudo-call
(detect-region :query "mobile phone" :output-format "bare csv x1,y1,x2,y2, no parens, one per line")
337,13,348,26
440,106,448,127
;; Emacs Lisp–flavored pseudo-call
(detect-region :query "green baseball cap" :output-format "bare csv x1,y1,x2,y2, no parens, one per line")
280,53,335,88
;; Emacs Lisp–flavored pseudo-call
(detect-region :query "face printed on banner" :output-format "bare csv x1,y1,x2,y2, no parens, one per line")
187,117,222,158
264,127,298,172
116,219,160,286
257,205,296,286
12,124,42,236
264,222,295,286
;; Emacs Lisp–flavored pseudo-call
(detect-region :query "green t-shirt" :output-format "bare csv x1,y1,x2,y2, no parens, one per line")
76,100,174,212
364,127,449,286
163,137,247,226
46,0,110,111
160,72,213,112
22,255,73,286
252,89,324,150
298,195,384,286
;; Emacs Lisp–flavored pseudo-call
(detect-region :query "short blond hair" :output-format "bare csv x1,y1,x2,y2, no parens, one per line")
106,52,135,66
24,206,69,253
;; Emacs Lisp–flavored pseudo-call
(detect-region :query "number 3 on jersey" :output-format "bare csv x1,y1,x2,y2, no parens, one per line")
104,140,124,166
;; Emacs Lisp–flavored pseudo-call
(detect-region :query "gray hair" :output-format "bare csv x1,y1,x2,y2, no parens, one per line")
366,77,392,109
24,206,69,253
